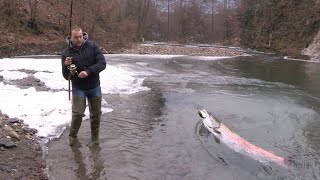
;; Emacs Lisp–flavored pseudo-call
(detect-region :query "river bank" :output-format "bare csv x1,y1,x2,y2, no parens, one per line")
0,111,46,179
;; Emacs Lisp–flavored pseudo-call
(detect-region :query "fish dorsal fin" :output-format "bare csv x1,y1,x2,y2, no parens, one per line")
213,128,221,134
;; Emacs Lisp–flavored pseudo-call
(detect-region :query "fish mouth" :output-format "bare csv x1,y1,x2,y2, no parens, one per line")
198,109,207,119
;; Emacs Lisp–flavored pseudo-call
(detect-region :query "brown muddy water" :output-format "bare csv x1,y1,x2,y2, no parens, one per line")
46,54,320,180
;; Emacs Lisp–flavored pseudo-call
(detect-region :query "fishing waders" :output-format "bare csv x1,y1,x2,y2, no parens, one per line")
69,96,86,146
69,96,102,146
88,96,102,145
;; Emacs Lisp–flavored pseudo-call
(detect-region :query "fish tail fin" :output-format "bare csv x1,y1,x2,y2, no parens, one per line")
283,156,295,168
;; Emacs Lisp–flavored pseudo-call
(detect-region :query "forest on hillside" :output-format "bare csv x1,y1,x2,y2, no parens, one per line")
0,0,320,56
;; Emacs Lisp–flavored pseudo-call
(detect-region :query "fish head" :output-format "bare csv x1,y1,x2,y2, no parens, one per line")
198,109,210,119
198,109,221,129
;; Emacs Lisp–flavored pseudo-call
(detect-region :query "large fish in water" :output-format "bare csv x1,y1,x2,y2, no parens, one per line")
198,109,289,168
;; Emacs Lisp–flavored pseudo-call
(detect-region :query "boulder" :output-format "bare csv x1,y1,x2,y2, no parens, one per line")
23,127,38,135
0,138,16,148
302,29,320,60
0,164,10,172
8,118,20,124
1,114,9,121
0,128,3,138
0,119,4,127
3,125,20,141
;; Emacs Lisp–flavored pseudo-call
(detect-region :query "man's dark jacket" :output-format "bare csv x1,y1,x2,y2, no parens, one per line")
61,32,106,90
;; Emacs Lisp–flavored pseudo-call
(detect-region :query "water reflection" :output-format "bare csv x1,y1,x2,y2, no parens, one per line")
71,142,106,180
234,56,307,86
227,55,320,179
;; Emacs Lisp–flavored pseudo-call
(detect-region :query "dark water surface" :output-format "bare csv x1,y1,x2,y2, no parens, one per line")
47,54,320,180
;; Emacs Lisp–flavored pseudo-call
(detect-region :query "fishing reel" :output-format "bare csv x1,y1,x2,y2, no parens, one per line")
67,64,78,76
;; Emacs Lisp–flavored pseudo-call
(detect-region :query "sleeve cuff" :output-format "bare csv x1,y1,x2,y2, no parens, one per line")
85,69,92,76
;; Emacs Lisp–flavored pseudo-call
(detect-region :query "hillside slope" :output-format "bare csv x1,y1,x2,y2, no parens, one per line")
241,0,320,57
0,0,136,57
1,0,320,58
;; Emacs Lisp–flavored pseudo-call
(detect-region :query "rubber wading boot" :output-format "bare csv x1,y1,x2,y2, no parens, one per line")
69,96,86,146
88,96,102,145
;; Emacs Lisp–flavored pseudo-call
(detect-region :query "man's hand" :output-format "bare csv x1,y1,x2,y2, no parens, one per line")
78,71,88,78
64,57,72,66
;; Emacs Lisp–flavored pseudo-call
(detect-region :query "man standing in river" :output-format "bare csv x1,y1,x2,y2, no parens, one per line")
61,26,106,146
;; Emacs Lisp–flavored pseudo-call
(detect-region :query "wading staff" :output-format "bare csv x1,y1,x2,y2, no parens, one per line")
68,0,74,101
68,73,71,100
67,64,78,100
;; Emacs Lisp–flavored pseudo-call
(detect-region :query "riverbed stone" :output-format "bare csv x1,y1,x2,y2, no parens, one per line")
0,138,16,148
0,128,3,138
0,164,10,172
23,127,38,135
8,118,20,124
3,125,20,141
0,119,4,127
2,114,9,120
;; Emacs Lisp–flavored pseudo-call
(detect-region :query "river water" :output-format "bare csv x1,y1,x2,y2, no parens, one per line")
47,54,320,180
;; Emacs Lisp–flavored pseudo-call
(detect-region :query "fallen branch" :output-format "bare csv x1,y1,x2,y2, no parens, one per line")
0,43,13,49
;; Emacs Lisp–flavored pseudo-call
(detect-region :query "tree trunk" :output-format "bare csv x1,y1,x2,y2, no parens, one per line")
69,0,74,36
136,0,150,42
211,0,214,43
14,0,20,53
167,0,170,40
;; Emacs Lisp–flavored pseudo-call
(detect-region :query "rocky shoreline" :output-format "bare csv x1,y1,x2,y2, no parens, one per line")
121,43,246,56
0,110,46,179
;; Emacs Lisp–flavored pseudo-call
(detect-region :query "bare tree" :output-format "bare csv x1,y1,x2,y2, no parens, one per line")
14,0,21,51
57,0,69,34
167,0,170,39
28,0,40,33
179,0,184,40
87,0,103,37
137,0,151,41
116,0,125,21
223,0,230,43
211,0,215,42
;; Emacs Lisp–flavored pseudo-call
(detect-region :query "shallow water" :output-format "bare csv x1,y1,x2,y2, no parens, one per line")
47,54,320,179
